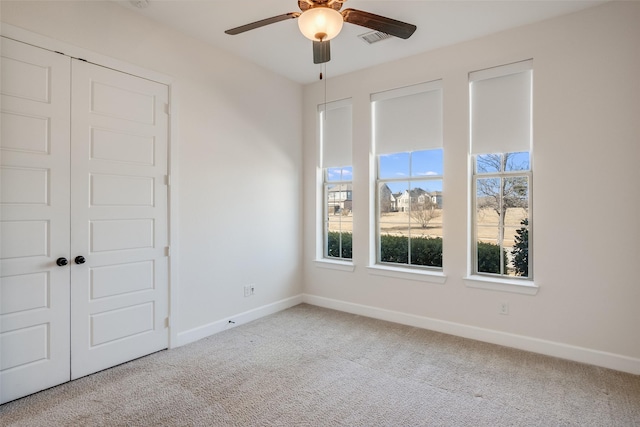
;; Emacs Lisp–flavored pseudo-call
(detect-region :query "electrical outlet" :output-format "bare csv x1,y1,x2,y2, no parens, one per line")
243,285,251,297
499,302,509,315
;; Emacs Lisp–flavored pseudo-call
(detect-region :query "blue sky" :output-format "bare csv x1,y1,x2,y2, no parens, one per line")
379,149,443,193
327,149,444,193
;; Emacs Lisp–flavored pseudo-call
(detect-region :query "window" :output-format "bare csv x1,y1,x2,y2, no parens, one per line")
377,150,443,268
470,60,532,279
320,99,352,261
372,81,443,270
324,167,352,260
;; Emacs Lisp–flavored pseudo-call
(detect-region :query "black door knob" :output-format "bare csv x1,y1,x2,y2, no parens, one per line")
75,256,86,265
56,257,68,266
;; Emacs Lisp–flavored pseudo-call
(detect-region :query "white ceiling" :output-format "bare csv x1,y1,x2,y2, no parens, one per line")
117,0,604,84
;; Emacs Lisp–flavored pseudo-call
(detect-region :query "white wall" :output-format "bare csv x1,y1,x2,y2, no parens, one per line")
302,1,640,370
1,1,303,336
3,0,639,373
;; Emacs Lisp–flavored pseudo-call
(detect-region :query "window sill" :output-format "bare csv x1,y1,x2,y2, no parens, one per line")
314,259,355,272
367,265,447,284
464,275,538,295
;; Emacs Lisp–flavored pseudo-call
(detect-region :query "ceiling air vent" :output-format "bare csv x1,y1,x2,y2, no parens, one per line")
358,31,393,45
130,0,150,8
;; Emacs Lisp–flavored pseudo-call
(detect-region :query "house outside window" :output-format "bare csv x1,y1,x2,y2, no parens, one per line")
372,81,443,270
319,99,352,261
470,60,532,279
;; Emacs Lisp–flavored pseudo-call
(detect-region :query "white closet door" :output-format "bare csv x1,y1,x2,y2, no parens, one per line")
69,60,169,379
0,37,71,404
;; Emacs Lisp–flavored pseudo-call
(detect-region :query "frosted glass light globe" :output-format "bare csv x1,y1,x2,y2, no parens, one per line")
298,7,344,42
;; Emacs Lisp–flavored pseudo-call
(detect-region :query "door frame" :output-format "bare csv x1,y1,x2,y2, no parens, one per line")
0,24,180,349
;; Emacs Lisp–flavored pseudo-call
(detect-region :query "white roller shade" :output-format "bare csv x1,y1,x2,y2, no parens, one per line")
319,99,352,167
372,80,442,155
470,60,532,154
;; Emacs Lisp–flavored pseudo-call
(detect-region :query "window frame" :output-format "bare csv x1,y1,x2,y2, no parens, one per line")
471,153,532,280
323,167,353,262
369,80,445,282
316,99,353,268
466,60,537,293
375,149,444,271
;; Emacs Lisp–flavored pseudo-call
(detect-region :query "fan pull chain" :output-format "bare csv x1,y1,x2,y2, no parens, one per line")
323,62,327,117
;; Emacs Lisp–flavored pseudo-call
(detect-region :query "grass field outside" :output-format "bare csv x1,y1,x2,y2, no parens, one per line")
328,207,527,245
327,207,529,275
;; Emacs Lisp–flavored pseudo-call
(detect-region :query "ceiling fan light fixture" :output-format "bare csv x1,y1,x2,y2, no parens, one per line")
298,7,344,42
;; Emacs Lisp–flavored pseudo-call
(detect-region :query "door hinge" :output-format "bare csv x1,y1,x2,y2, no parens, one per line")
164,103,170,115
165,246,170,257
165,317,171,328
164,174,171,186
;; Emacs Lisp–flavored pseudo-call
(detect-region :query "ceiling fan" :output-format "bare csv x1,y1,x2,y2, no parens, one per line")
225,0,417,64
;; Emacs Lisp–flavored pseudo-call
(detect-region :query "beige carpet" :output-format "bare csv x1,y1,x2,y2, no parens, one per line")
1,303,639,426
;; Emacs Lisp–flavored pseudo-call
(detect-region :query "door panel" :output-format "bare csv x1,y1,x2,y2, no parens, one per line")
0,324,49,370
0,54,51,102
90,219,155,252
90,174,154,206
0,37,71,404
1,166,50,204
0,111,50,153
90,128,155,165
70,60,169,379
90,261,154,299
0,220,49,258
0,272,49,315
90,302,154,346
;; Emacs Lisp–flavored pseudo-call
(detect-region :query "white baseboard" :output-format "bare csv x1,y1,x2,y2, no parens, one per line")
302,294,640,375
175,295,303,347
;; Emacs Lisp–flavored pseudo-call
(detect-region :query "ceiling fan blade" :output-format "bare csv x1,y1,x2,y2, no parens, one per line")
341,8,417,39
225,13,300,35
313,40,331,64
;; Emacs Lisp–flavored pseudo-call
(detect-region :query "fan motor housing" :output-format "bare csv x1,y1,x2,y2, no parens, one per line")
298,0,343,13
